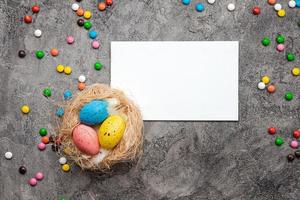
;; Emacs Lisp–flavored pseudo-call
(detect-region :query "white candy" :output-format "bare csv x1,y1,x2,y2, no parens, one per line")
274,3,282,11
207,0,215,4
227,3,235,11
288,0,296,8
34,29,42,38
71,3,79,11
258,82,266,90
78,75,86,83
4,152,12,160
59,157,67,165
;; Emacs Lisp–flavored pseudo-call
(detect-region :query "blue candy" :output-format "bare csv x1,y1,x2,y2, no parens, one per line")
63,90,72,100
79,100,108,125
195,3,205,12
56,107,64,117
182,0,190,5
88,30,98,39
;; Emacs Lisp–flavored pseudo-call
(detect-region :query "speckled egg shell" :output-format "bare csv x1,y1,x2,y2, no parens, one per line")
72,124,100,155
98,115,126,149
79,100,109,125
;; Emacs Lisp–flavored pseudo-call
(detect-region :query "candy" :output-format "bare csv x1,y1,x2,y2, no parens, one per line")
261,76,270,84
285,92,294,101
71,3,79,11
84,21,92,29
182,0,190,5
41,136,49,144
72,124,100,155
289,0,296,8
19,166,27,174
275,137,284,146
274,3,282,11
106,0,113,6
276,35,285,44
35,50,45,59
78,82,86,90
290,140,299,149
252,6,260,15
56,107,64,117
78,75,86,83
62,164,70,172
59,197,67,200
24,15,32,24
267,85,276,93
94,61,103,70
268,127,276,135
38,143,46,151
63,90,72,100
21,105,30,114
92,41,100,49
195,3,205,12
207,0,215,4
292,67,300,76
64,66,72,75
77,18,84,27
32,5,40,13
50,48,59,56
43,88,52,97
268,0,276,5
79,100,108,125
98,2,106,11
295,150,300,158
4,152,12,160
18,50,26,58
257,82,266,90
34,29,42,38
287,53,295,61
287,154,295,162
83,11,92,19
66,36,75,44
293,130,300,138
277,9,285,17
59,157,67,165
28,178,37,186
56,64,64,73
227,3,235,11
276,44,284,52
88,30,97,39
262,37,270,46
35,172,44,181
76,8,84,16
39,128,47,136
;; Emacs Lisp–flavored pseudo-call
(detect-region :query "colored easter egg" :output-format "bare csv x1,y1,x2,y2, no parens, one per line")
72,124,100,155
79,100,108,125
98,115,125,149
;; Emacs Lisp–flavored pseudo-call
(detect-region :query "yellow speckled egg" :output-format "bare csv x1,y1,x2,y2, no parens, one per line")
98,115,125,149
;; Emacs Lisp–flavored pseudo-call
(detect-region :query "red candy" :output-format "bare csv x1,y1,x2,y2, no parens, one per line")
24,15,32,24
106,0,113,6
268,127,276,135
32,5,40,13
252,6,260,15
293,130,300,138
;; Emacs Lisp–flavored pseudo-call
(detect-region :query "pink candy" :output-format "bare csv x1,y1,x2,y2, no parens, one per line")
28,178,37,186
38,142,46,151
276,44,284,52
67,36,75,44
35,172,44,180
92,40,100,49
290,140,298,149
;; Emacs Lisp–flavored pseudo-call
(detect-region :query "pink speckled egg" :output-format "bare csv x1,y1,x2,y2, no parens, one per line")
290,140,298,149
72,124,100,155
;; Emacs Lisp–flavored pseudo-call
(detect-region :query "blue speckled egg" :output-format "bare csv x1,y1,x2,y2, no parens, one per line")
79,100,108,125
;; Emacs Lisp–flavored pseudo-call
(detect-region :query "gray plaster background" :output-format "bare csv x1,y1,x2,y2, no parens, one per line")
1,0,300,199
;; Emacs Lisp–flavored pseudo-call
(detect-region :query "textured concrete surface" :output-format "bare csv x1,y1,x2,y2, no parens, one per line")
1,0,300,199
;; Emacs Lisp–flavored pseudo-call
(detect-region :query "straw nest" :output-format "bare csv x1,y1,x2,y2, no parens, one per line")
58,84,143,171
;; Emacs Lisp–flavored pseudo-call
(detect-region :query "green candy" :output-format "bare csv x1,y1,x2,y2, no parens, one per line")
43,88,52,97
39,128,47,136
84,21,92,30
298,21,300,27
276,35,285,44
261,37,270,46
287,53,295,61
275,137,284,146
285,92,294,101
59,197,67,200
35,50,45,59
94,61,103,70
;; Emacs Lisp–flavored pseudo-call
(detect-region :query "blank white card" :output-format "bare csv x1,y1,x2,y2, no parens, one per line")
111,41,239,121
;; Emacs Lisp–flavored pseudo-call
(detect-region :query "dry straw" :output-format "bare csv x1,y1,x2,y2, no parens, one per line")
58,84,143,171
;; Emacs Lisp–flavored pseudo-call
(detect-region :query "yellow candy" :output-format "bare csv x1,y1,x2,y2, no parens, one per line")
261,76,270,84
292,67,300,76
83,11,92,19
21,105,30,114
64,66,72,75
98,115,126,149
277,9,285,17
62,164,70,172
56,64,64,73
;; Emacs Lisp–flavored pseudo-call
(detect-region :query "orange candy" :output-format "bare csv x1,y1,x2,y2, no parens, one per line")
267,0,276,5
41,136,49,144
78,82,86,90
50,48,59,57
267,85,276,93
76,8,84,16
98,2,106,11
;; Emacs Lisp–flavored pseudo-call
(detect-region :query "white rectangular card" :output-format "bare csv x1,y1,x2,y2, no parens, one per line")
111,41,239,121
